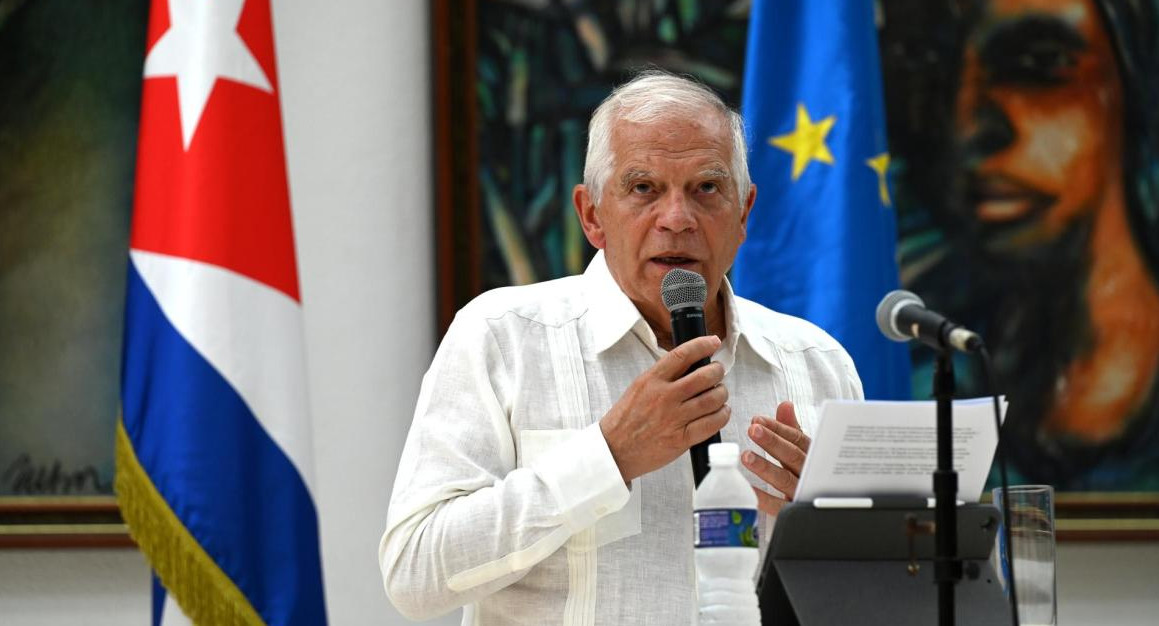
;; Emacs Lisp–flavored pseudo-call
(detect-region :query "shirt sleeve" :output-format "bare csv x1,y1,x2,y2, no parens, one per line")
378,310,631,620
840,347,865,401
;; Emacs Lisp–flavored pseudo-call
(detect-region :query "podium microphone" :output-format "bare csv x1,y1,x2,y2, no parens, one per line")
661,268,718,487
877,289,1006,626
875,289,982,353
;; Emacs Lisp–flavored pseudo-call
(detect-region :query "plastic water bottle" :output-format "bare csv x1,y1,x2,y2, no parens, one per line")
694,442,760,625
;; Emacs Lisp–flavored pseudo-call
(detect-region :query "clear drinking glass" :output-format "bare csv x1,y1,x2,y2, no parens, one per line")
992,484,1057,626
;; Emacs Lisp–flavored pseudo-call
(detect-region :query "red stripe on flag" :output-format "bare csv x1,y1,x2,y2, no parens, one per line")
131,0,300,301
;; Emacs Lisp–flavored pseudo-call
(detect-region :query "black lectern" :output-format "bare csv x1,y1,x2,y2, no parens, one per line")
759,501,1012,626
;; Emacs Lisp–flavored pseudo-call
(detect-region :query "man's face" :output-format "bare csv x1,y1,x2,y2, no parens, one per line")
955,0,1123,254
574,114,754,327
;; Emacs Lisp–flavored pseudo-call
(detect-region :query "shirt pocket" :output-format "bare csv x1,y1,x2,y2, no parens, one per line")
519,428,642,548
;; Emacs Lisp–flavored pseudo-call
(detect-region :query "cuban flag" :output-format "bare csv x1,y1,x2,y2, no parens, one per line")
115,1,327,624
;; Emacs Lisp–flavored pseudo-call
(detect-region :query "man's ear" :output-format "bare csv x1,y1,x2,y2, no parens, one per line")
573,184,606,249
739,183,757,242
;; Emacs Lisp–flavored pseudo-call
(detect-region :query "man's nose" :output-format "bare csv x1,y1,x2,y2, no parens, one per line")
655,191,696,232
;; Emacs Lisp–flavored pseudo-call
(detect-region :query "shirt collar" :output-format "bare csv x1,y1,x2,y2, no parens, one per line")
719,274,780,370
583,252,779,369
584,251,652,354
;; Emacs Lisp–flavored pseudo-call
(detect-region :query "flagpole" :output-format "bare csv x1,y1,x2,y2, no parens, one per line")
933,351,962,626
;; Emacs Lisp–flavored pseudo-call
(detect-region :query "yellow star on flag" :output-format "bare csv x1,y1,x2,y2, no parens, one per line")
866,152,891,206
769,103,836,181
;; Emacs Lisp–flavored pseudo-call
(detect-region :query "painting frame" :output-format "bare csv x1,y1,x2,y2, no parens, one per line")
432,0,482,336
0,497,132,549
1051,493,1159,541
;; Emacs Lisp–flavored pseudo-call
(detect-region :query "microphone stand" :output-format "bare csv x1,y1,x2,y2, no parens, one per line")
933,349,962,626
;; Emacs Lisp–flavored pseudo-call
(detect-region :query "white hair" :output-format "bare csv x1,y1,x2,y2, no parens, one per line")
583,70,750,206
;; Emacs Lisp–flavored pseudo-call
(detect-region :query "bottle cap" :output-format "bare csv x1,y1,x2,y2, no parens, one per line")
707,442,739,466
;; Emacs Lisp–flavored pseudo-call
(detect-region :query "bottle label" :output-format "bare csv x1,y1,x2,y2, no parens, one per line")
693,508,758,548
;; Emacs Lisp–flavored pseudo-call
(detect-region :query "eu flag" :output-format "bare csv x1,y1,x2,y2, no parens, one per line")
731,0,910,399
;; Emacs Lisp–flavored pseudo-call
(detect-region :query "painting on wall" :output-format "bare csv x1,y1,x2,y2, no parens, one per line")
0,0,147,546
879,0,1159,536
436,0,1158,537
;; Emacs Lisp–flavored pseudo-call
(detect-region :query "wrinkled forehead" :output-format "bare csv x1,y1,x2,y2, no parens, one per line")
607,113,734,167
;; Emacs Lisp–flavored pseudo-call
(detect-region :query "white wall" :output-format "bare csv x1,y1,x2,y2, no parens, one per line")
0,549,149,625
1057,543,1159,624
275,0,456,624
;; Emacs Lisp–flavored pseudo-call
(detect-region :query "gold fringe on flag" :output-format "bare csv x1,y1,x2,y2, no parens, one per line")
115,420,265,626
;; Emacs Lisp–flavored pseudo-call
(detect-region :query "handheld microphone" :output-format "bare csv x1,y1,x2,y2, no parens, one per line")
661,268,719,486
875,289,982,353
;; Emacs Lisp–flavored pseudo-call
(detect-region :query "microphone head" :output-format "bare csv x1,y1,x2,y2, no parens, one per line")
661,268,707,312
876,289,925,342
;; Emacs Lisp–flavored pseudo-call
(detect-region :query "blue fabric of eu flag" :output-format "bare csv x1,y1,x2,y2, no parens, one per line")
731,0,910,399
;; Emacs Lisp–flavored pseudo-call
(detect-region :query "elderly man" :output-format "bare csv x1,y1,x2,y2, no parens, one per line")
380,71,862,624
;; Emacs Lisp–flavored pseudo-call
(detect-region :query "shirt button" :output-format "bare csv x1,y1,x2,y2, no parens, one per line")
595,506,608,516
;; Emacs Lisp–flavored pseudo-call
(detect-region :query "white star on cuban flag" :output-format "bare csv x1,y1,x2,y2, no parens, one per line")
143,0,272,149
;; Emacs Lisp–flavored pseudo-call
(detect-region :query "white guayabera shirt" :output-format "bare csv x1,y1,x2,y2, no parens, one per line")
380,251,863,626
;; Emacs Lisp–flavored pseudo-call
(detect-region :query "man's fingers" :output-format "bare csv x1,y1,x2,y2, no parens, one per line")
752,486,789,517
684,405,730,446
754,415,811,454
741,450,797,499
748,422,807,474
775,401,801,431
675,362,726,398
682,383,728,416
656,335,721,380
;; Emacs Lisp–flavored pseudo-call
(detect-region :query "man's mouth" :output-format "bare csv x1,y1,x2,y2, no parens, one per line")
650,256,697,267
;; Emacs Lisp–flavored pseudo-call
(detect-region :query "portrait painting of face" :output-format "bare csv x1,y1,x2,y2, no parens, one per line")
957,0,1124,259
881,0,1159,491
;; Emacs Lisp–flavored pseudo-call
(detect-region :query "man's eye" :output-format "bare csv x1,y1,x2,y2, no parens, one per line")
699,182,719,194
632,183,653,194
